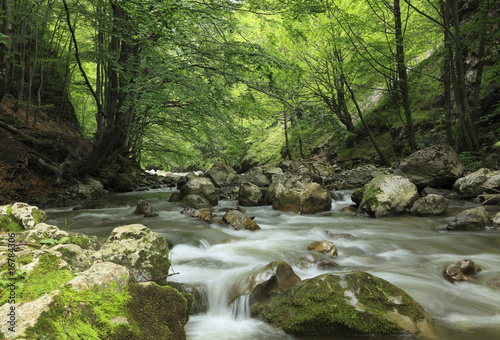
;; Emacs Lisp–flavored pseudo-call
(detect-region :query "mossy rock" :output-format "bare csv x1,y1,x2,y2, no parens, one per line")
0,203,47,232
180,194,213,209
251,271,432,336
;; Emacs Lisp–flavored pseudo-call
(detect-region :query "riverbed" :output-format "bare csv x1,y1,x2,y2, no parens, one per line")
46,187,500,340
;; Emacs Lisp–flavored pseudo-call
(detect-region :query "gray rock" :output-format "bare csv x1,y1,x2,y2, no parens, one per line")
445,206,489,231
180,177,218,205
410,194,449,216
64,262,132,292
272,182,332,214
238,182,263,206
206,162,238,187
0,202,46,230
238,169,270,187
453,168,500,197
180,194,213,209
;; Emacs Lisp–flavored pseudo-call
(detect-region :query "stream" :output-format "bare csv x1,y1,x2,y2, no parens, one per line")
45,187,500,340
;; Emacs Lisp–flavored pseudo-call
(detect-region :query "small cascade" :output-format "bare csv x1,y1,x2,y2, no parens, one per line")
229,294,251,320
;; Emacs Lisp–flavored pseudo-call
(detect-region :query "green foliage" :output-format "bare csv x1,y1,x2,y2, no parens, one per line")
459,151,483,171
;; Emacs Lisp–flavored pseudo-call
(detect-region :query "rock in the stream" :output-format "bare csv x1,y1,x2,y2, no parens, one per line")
409,194,449,216
92,224,170,283
251,271,433,336
206,162,238,187
395,144,464,189
272,182,332,214
445,206,489,231
238,182,263,206
357,175,418,217
229,261,301,305
238,169,270,187
453,168,500,198
185,208,215,224
221,210,261,231
307,241,338,257
180,194,213,209
443,259,482,283
180,177,218,205
134,200,158,217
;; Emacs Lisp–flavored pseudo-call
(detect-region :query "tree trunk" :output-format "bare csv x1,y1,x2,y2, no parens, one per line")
442,2,454,146
0,0,12,102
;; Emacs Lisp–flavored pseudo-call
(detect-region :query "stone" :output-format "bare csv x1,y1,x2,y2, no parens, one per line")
238,169,271,187
395,144,464,189
443,259,482,283
168,191,182,202
92,224,170,283
134,200,158,217
0,202,46,231
445,206,489,231
409,194,449,216
238,182,263,206
52,243,92,271
251,271,433,336
180,177,218,205
273,182,332,214
453,168,499,198
187,208,215,224
477,194,500,205
229,261,301,305
64,262,132,292
206,162,238,187
357,175,419,217
18,223,70,244
114,172,135,192
221,210,261,231
307,241,338,257
180,194,213,209
70,178,105,199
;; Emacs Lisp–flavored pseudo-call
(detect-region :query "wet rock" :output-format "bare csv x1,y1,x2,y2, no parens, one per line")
180,194,213,209
443,259,482,283
409,194,449,216
357,175,419,217
168,282,209,314
206,162,238,187
445,206,489,231
229,261,301,305
317,261,339,269
180,177,218,205
221,210,261,231
395,144,464,189
307,240,338,257
168,191,182,202
134,200,158,217
273,182,332,214
187,208,215,224
421,187,460,199
92,224,170,283
453,168,500,198
251,271,433,336
238,182,263,206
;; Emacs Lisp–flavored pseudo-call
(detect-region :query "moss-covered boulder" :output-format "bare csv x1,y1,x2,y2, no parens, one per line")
0,202,46,232
357,175,418,217
93,224,170,284
251,271,432,336
272,182,332,214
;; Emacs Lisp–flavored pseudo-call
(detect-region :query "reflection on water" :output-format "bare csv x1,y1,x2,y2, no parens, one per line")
45,188,500,340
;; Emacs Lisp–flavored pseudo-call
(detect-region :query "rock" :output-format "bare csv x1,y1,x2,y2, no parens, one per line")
238,168,271,187
64,262,132,292
134,200,158,217
477,194,500,205
114,172,135,192
180,194,213,209
187,208,215,224
453,168,500,198
70,178,105,199
18,223,70,243
409,194,449,216
492,212,500,225
251,271,432,336
445,206,489,231
0,202,47,231
307,241,338,257
357,175,419,217
238,182,263,206
180,177,218,205
168,282,209,314
92,224,170,283
229,261,301,305
395,144,464,189
168,191,182,202
263,173,312,205
443,259,482,283
421,187,460,199
273,182,332,214
206,162,238,187
221,210,261,231
52,243,93,271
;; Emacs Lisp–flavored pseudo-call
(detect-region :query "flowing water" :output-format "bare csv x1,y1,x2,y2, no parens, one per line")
45,188,500,340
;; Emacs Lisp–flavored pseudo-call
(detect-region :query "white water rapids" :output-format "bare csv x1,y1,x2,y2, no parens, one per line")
46,188,500,340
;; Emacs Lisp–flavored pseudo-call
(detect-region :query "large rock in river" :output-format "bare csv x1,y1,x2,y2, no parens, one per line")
453,168,500,198
238,182,263,206
273,182,332,214
445,206,489,231
395,144,464,189
206,162,238,187
251,271,432,336
180,177,218,205
357,175,418,217
409,194,449,216
222,210,261,231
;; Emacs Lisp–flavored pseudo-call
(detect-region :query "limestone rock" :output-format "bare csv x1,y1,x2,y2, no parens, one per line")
222,210,261,231
238,182,263,206
453,168,500,198
238,169,270,187
395,144,464,189
409,194,449,216
307,241,338,257
357,175,419,217
52,243,92,271
180,177,218,205
64,262,132,292
445,206,489,231
251,271,433,336
272,182,332,214
206,162,238,187
0,202,46,230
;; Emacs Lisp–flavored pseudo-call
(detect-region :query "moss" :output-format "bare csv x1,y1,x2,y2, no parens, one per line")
358,184,382,212
18,254,34,265
0,215,23,232
69,234,100,251
32,208,47,225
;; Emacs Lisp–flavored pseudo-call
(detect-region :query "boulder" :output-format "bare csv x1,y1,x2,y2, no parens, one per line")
238,169,270,187
409,194,449,216
180,177,218,205
453,168,500,198
186,208,215,224
272,182,332,214
0,202,46,231
263,173,312,205
221,210,261,231
307,241,338,257
180,194,213,209
229,261,301,305
443,259,482,283
70,178,105,199
357,175,419,217
64,262,132,292
134,200,158,217
114,172,135,192
238,182,263,206
52,243,93,271
395,144,464,189
478,194,500,205
206,162,238,187
251,271,432,336
445,206,489,231
92,224,170,283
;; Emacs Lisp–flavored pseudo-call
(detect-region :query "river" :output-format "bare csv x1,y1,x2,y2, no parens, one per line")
45,187,500,340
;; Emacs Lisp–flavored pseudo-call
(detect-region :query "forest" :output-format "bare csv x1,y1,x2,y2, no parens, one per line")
0,0,499,192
